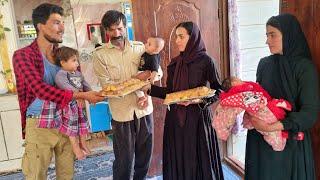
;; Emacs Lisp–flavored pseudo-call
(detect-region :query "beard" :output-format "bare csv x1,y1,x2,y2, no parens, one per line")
44,33,63,44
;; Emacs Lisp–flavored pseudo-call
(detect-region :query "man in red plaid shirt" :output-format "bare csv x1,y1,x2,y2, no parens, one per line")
12,3,104,180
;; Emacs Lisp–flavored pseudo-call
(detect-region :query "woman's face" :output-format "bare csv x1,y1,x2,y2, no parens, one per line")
266,25,283,55
175,27,190,52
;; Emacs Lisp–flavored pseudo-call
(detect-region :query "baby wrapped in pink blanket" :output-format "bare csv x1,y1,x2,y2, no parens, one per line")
212,77,291,151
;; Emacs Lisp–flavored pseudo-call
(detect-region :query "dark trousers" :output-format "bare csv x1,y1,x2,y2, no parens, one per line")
112,113,154,180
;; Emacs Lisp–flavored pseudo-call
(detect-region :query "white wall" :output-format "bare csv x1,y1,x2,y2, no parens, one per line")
237,0,279,81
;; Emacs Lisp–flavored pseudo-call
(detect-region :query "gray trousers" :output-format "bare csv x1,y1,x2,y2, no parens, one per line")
112,113,154,180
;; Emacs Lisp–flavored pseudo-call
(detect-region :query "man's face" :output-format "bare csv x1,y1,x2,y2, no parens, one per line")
38,13,64,43
106,20,126,41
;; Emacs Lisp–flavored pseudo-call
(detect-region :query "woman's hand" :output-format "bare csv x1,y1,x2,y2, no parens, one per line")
177,99,202,106
246,113,284,132
177,101,191,106
134,71,152,81
249,115,273,132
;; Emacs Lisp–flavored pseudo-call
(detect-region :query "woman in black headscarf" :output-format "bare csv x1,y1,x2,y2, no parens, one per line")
149,21,224,180
244,14,320,180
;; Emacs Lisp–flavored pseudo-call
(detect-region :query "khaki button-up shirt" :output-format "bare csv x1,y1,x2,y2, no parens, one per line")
92,40,153,122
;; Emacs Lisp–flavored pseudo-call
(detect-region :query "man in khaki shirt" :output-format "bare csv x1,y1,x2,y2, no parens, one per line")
93,10,159,180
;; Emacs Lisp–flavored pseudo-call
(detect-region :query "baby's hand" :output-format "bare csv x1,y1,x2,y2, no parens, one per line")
137,96,148,109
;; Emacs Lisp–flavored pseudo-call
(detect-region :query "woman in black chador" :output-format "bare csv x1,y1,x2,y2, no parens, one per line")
148,21,224,180
244,14,320,180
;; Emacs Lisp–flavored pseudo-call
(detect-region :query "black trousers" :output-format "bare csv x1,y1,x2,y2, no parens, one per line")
112,113,154,180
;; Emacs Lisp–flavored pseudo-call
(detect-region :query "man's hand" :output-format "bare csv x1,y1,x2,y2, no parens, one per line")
74,91,104,104
84,91,105,104
76,99,85,108
140,84,151,93
134,71,152,81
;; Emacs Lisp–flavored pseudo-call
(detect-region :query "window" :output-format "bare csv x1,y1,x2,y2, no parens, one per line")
226,0,279,167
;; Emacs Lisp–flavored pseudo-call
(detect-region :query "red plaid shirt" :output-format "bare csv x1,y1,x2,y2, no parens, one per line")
12,40,73,138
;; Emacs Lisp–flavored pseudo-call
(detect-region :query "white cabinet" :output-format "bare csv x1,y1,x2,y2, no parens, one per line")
1,110,23,159
0,120,8,161
0,94,24,172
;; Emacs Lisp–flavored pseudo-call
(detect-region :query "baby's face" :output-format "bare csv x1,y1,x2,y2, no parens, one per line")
145,38,157,54
61,55,79,72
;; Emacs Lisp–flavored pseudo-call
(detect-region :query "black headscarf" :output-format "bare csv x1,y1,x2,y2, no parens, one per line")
267,13,312,111
170,22,207,126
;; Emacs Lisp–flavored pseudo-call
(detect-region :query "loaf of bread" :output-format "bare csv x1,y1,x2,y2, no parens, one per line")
101,78,149,97
163,86,215,105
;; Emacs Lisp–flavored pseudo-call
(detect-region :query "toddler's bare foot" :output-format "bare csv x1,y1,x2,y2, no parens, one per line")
69,136,86,160
72,145,86,160
80,138,91,155
80,143,91,155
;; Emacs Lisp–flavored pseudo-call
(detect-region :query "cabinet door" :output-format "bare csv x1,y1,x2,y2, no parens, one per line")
0,110,23,159
0,120,8,161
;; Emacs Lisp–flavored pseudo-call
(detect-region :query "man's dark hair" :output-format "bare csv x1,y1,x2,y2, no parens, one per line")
32,3,64,32
176,21,193,35
101,10,126,30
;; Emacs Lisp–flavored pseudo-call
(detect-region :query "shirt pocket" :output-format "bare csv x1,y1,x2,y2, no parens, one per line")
106,63,121,81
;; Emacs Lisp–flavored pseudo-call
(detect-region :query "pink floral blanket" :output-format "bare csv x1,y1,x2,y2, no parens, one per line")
212,82,291,151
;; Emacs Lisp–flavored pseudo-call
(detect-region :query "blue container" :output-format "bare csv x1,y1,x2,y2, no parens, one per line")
87,101,112,132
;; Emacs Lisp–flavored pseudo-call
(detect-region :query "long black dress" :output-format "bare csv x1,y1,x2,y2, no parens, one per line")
245,14,320,180
150,23,224,180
